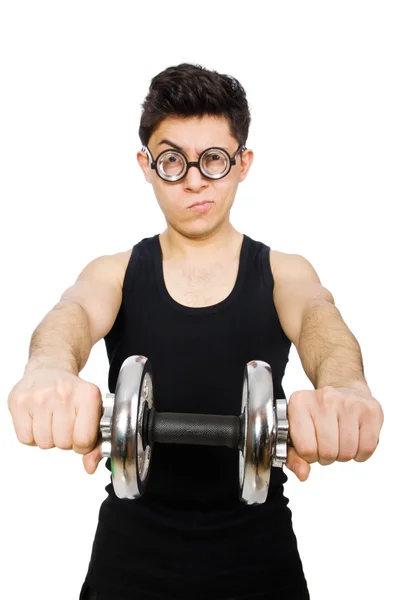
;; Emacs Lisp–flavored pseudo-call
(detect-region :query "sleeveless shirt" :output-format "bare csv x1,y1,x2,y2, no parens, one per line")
81,234,310,600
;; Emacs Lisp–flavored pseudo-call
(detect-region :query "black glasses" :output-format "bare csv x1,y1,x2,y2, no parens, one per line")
142,145,246,182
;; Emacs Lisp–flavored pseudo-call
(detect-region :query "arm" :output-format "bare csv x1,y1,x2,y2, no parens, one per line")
270,251,383,481
25,251,130,375
270,251,370,392
8,250,131,471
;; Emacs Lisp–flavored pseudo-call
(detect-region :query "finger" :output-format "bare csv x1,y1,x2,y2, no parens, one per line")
313,408,339,466
83,444,103,474
10,408,36,446
286,447,311,481
337,411,360,462
355,422,380,462
355,402,383,462
73,393,102,455
52,404,75,450
32,405,55,449
288,393,318,463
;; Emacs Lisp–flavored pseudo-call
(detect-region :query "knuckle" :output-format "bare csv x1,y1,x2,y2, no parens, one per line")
289,391,305,409
86,383,102,404
55,379,74,403
8,382,23,403
7,391,17,412
55,439,73,450
9,391,29,413
319,449,337,462
53,421,74,450
297,443,317,459
367,399,383,419
319,387,339,408
33,393,49,408
73,432,95,451
361,439,378,456
355,449,374,462
16,429,33,445
337,453,351,462
36,437,54,450
345,401,361,416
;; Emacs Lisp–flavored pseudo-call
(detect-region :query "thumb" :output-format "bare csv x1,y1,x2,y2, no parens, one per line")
286,447,311,482
83,442,103,474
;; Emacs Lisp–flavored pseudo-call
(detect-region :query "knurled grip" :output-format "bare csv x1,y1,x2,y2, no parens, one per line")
145,407,244,449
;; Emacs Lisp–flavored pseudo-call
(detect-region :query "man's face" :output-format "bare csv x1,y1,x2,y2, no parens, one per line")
137,115,253,239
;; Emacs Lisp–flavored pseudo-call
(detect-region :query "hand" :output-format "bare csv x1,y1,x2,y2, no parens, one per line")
7,367,104,474
285,385,384,481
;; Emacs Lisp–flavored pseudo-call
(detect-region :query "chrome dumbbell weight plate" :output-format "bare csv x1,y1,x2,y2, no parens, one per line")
100,355,154,499
239,360,288,505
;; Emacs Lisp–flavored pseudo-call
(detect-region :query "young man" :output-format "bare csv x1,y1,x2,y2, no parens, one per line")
8,63,383,599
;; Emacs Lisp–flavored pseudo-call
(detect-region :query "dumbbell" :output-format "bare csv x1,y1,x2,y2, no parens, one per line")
100,355,292,505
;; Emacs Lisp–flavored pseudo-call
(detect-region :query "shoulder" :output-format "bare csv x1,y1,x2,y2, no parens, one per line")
269,249,321,284
82,249,133,286
115,248,133,266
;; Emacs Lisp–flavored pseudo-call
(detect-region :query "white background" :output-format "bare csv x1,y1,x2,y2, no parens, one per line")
1,2,396,599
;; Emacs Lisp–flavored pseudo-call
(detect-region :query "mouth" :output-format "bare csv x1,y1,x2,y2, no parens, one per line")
188,201,213,210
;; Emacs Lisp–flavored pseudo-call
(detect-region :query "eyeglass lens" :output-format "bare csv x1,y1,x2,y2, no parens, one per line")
158,149,229,180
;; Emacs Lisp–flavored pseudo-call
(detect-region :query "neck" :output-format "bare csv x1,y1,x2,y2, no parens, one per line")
159,224,242,263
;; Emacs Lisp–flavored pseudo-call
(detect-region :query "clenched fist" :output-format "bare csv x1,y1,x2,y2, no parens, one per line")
285,384,384,481
7,367,104,474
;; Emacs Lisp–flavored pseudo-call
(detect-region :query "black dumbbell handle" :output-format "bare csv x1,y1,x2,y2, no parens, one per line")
143,407,294,451
144,407,244,450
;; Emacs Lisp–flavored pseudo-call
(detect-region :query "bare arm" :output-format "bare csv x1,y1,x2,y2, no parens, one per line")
25,251,130,375
271,251,370,392
297,302,368,391
8,250,130,470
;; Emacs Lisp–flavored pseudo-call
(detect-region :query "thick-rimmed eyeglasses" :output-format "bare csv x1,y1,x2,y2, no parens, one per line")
142,145,246,183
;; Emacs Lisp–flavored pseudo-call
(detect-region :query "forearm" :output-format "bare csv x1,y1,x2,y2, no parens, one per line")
297,302,370,393
25,300,93,375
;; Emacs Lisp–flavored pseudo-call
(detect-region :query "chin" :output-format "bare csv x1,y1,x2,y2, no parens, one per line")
170,220,221,240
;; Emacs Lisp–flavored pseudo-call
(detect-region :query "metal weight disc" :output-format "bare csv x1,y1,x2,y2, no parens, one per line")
239,360,275,505
111,355,154,499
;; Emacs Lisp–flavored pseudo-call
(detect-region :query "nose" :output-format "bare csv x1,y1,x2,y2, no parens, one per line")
183,163,208,191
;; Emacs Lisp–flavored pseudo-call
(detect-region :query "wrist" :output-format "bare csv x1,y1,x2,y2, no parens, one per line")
24,356,79,375
319,379,372,396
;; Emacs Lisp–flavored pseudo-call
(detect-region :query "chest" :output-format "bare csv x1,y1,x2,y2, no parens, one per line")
162,259,240,308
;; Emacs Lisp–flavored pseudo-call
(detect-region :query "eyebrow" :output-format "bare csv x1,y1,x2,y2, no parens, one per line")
157,139,230,154
158,139,185,152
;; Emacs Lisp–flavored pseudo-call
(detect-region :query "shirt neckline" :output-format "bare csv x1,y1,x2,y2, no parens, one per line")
154,233,249,315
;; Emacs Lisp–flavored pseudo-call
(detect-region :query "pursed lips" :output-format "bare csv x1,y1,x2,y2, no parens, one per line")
188,201,213,208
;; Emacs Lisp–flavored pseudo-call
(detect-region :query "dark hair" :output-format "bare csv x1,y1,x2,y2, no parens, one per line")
139,63,251,148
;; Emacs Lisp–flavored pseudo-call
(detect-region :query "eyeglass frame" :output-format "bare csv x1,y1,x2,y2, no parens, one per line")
141,144,247,182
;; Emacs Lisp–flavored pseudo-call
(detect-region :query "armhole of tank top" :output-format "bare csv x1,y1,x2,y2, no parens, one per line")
261,245,293,349
104,245,140,356
259,244,275,291
121,243,141,300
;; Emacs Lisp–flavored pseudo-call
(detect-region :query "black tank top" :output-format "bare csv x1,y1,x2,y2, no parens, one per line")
82,234,310,600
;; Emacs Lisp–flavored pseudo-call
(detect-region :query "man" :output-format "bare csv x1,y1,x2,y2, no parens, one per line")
8,63,383,599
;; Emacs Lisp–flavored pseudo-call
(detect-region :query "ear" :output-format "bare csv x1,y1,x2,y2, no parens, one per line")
239,149,254,182
137,150,153,184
